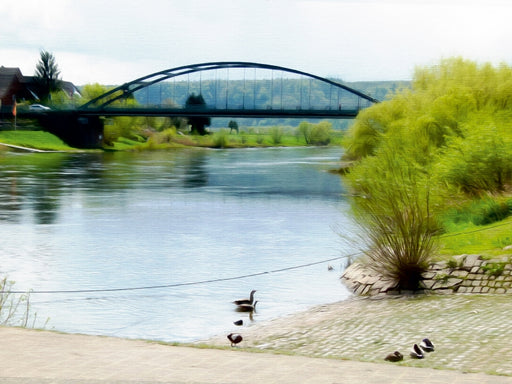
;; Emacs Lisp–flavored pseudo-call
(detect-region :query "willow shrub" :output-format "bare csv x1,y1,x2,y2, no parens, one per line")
346,150,441,290
435,120,512,195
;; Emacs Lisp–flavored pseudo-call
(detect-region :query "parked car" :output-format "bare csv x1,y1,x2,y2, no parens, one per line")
29,104,51,112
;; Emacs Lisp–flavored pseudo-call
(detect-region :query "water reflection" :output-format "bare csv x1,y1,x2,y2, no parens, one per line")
183,150,209,188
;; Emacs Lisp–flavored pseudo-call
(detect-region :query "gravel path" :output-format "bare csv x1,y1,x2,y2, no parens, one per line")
201,293,512,376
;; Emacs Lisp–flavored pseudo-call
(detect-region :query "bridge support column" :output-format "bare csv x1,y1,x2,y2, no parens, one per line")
39,112,104,149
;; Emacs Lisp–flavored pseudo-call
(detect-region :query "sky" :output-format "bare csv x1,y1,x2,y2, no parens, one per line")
1,0,511,85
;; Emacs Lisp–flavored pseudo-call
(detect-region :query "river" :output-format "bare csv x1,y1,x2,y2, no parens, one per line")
0,146,361,342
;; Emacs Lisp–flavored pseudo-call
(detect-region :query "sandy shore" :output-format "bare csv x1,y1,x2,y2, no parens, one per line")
201,293,512,376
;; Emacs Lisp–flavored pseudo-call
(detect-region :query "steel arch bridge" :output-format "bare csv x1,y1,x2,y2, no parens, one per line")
78,61,379,118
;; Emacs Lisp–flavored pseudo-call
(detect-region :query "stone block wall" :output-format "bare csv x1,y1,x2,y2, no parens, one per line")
341,254,512,296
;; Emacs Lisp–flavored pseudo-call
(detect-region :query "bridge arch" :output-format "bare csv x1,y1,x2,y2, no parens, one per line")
79,61,379,112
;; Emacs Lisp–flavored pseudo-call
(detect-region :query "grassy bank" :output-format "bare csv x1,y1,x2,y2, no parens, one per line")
122,126,344,150
0,131,78,152
437,216,512,259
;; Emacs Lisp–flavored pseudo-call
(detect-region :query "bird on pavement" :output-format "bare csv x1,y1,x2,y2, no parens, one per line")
410,344,424,359
420,338,435,352
384,351,403,362
227,333,243,347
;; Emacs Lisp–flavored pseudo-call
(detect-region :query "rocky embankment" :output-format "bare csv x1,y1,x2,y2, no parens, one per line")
342,253,512,296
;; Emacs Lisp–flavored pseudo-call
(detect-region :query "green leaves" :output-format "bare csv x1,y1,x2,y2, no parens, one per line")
34,50,62,100
344,57,512,197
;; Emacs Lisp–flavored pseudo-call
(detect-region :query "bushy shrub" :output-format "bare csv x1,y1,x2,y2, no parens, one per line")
297,121,332,145
471,199,512,226
270,126,283,145
0,277,33,327
212,129,228,148
297,121,312,144
310,121,332,145
436,123,512,195
346,152,440,290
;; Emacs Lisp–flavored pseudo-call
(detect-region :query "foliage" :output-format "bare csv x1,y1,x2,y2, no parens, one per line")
344,58,512,177
212,129,229,148
342,58,512,275
81,84,147,145
34,50,62,101
228,120,239,133
270,126,283,145
297,121,312,144
482,262,506,277
344,58,512,274
296,121,333,145
441,197,512,229
310,121,332,145
0,277,33,327
185,93,211,135
435,121,512,195
347,151,440,290
53,91,80,108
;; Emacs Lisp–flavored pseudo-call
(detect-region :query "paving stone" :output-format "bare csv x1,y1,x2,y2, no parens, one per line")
463,254,483,268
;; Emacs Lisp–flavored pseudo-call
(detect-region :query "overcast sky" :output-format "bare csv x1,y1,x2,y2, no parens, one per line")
2,0,511,85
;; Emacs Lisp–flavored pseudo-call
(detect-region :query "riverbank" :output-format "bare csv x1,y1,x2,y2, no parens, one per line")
200,293,512,376
2,326,509,384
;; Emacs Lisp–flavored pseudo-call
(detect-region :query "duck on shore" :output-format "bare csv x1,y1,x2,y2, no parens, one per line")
227,333,243,347
410,344,424,359
420,338,435,352
384,351,403,362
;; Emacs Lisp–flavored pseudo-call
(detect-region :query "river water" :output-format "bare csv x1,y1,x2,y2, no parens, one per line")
0,146,361,342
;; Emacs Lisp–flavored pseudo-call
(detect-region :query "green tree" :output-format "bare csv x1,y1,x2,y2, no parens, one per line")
34,50,62,101
228,120,239,134
81,83,109,101
310,121,332,145
81,83,144,145
186,93,210,135
297,121,311,144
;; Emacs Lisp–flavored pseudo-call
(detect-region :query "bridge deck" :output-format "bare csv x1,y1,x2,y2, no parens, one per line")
75,107,361,119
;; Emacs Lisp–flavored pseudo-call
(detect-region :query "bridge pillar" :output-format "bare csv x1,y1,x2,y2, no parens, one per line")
38,111,104,149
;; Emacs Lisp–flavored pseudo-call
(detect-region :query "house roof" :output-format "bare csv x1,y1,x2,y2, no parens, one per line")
0,66,80,103
0,66,24,99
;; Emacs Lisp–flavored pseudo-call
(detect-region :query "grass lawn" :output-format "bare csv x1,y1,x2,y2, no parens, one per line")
0,130,78,152
437,215,512,259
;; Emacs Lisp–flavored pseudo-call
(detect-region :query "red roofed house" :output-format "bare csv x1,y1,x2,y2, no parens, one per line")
0,66,79,116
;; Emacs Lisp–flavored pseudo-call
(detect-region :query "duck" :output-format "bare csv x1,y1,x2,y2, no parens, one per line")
410,343,424,359
233,319,243,326
384,351,403,362
233,290,257,306
227,333,243,347
235,301,258,312
420,338,435,352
